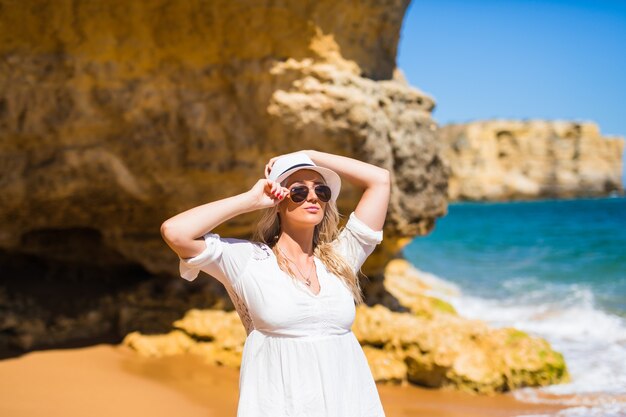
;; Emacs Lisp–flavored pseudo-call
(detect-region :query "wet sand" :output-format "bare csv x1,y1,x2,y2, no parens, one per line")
0,344,565,417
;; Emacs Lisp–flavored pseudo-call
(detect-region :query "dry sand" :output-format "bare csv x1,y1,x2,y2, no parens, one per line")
0,343,565,417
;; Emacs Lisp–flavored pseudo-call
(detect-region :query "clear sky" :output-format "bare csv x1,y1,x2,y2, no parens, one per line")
397,0,626,183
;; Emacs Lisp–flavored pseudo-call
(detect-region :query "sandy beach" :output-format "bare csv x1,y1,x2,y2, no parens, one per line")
0,343,565,417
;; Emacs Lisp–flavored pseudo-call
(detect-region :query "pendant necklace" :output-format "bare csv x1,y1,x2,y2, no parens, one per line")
276,244,315,287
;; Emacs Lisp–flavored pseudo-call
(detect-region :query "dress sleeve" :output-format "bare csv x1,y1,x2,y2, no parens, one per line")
178,233,254,289
333,211,383,274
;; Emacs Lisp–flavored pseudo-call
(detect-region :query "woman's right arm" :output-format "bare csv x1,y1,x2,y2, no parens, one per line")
160,179,289,259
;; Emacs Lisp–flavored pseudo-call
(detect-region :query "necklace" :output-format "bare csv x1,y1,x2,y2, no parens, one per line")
276,244,315,287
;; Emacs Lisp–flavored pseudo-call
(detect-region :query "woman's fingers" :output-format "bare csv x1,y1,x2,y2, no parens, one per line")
258,178,288,205
274,184,284,199
275,184,288,201
265,156,281,178
264,180,284,201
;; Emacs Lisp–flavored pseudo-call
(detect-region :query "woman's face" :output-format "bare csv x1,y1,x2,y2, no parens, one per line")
278,169,327,227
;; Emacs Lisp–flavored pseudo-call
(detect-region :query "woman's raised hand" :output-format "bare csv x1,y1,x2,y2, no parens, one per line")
248,179,290,210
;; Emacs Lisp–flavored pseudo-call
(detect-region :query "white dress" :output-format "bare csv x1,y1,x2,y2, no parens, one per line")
179,212,387,417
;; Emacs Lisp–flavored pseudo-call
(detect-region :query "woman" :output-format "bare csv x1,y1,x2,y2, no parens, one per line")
161,149,390,417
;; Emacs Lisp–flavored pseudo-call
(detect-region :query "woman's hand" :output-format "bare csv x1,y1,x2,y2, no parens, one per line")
248,179,290,210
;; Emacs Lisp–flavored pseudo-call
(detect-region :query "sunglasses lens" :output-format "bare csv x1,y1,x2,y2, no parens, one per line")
314,185,332,202
290,186,309,203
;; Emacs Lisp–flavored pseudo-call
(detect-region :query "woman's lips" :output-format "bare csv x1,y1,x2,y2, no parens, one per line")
304,207,320,213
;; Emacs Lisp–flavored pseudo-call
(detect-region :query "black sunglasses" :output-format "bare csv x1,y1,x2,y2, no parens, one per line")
288,185,332,203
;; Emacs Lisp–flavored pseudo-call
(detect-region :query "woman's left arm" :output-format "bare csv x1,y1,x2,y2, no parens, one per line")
306,150,390,232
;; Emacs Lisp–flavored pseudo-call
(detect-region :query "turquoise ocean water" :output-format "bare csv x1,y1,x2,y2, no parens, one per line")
404,195,626,416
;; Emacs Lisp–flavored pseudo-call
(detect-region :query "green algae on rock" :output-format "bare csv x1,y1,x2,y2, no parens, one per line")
353,304,569,394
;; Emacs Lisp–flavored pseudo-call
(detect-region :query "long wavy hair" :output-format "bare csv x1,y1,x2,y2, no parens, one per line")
251,191,366,305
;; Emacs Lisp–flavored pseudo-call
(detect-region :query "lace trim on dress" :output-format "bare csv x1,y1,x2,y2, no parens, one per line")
224,242,271,336
251,242,272,260
225,285,255,336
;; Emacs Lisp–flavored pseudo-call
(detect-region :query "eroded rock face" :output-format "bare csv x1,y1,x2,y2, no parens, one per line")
0,248,232,357
353,305,569,393
0,0,447,355
0,0,444,276
440,120,625,201
383,258,459,318
122,262,569,394
123,303,568,393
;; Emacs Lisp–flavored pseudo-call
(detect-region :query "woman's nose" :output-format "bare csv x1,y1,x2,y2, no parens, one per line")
307,187,318,201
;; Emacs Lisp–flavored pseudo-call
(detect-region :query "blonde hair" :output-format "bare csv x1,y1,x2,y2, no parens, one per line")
252,200,366,305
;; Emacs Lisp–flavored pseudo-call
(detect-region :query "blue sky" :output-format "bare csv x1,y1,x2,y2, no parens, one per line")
397,0,626,183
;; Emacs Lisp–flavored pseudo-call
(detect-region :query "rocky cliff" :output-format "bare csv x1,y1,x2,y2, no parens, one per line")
0,3,576,393
440,120,625,201
0,0,448,355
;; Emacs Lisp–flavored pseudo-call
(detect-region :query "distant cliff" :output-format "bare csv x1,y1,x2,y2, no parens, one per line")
439,120,625,201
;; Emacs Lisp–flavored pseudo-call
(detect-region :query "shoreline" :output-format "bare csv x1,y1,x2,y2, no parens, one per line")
0,343,566,417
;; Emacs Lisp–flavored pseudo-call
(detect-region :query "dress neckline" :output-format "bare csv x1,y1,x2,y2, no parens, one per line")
305,258,323,297
271,249,323,298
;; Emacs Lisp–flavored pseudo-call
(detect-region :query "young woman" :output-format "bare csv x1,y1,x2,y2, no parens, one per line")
161,150,390,417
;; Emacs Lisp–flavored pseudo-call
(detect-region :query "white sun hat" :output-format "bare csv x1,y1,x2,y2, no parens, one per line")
267,153,341,202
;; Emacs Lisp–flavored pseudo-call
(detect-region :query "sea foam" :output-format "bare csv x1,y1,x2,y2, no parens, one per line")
417,267,626,416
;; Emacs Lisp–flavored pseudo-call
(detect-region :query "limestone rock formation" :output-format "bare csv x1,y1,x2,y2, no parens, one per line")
383,258,459,318
123,262,569,394
123,330,196,358
353,304,568,393
439,120,625,201
0,0,448,355
123,303,568,394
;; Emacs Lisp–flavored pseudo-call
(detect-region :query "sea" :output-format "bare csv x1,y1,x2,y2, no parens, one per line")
403,194,626,417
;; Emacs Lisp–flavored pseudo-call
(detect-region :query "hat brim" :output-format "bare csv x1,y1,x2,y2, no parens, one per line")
276,166,341,203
